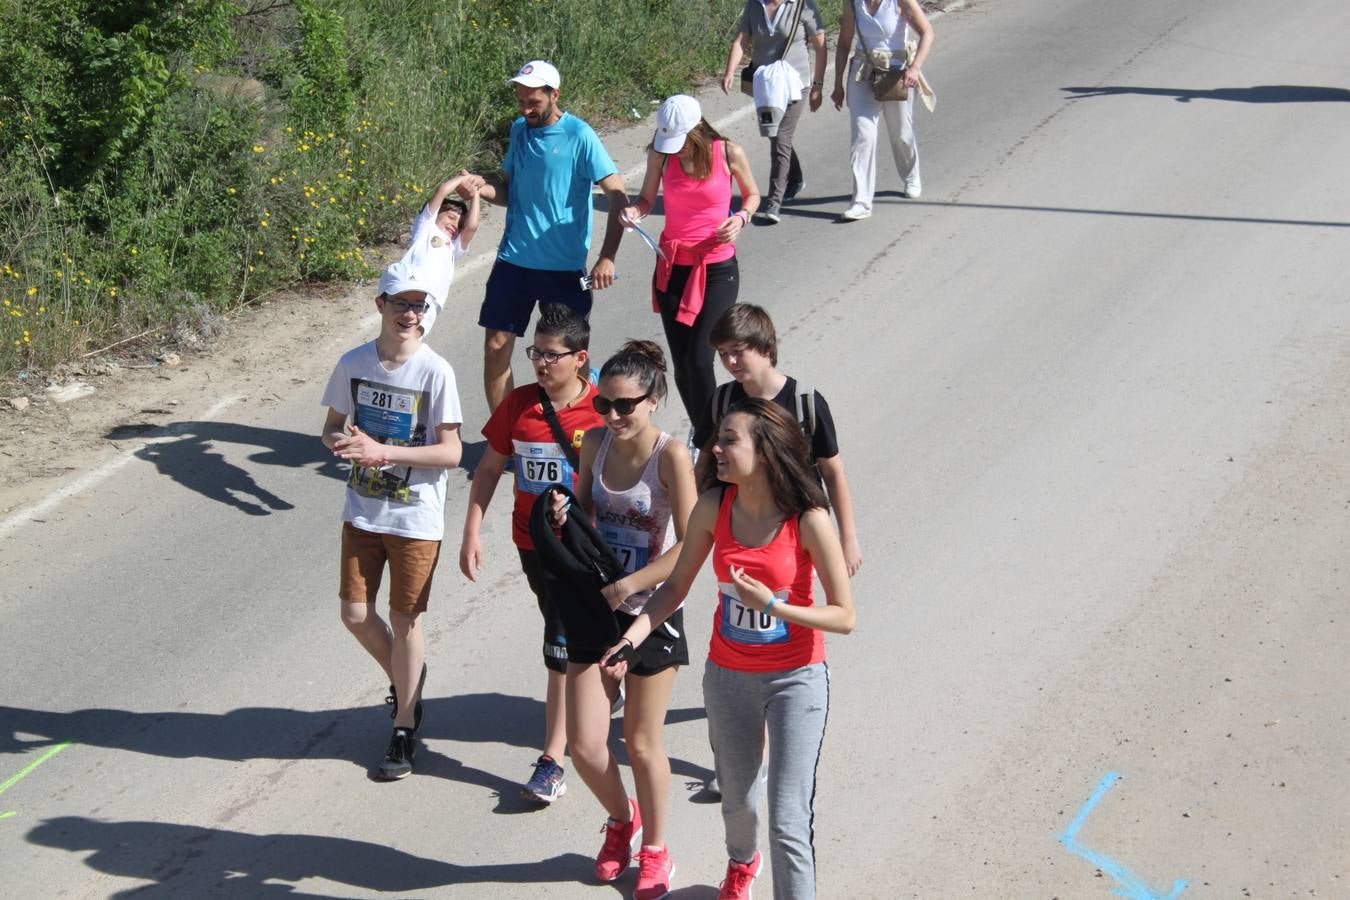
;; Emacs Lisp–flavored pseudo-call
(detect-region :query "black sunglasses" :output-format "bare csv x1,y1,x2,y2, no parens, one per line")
593,392,652,416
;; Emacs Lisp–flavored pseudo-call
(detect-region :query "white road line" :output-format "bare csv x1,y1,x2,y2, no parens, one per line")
0,394,243,541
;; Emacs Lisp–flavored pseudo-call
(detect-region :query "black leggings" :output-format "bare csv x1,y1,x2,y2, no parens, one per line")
653,256,740,444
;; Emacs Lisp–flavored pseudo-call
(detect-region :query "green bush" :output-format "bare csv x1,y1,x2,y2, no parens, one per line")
0,0,742,376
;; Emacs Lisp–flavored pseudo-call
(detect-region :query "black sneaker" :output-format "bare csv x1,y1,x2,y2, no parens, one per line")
385,662,428,732
784,179,804,201
377,728,416,780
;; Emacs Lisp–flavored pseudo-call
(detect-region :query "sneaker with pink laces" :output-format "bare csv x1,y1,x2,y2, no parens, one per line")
595,798,643,882
633,845,675,899
717,851,762,899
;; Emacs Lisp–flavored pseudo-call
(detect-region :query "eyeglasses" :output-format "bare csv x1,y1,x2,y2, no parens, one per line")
593,392,652,416
385,298,429,315
525,346,579,364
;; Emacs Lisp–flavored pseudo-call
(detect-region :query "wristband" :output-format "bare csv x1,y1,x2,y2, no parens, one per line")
736,209,750,225
765,596,779,615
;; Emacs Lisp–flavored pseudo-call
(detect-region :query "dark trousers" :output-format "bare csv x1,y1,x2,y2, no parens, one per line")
654,256,740,445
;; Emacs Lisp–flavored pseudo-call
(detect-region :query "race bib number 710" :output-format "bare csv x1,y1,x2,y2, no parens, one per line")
718,582,790,645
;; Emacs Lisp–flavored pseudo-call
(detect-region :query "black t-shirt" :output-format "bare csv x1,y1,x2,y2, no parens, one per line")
698,375,839,461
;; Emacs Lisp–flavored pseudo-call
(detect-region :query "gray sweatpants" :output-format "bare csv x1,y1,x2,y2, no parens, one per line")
704,660,830,900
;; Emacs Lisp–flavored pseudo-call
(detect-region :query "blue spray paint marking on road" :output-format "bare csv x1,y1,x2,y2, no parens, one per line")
1059,772,1189,900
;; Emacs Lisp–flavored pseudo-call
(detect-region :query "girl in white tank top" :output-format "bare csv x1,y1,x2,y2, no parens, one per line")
558,340,698,894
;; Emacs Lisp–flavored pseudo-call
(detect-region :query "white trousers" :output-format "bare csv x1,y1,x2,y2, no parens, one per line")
846,57,920,211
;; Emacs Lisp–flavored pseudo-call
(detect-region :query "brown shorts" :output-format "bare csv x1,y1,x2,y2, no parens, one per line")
339,523,441,615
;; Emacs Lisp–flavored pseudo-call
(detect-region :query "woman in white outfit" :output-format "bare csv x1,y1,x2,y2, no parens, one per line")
830,0,934,221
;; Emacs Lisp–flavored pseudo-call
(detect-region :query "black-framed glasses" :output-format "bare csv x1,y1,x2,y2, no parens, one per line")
593,392,652,416
525,346,579,364
385,298,429,315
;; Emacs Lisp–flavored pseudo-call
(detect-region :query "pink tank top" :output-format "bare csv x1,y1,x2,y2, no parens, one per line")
708,485,825,672
661,140,736,267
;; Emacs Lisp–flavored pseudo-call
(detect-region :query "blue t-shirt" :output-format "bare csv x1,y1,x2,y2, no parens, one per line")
498,112,617,272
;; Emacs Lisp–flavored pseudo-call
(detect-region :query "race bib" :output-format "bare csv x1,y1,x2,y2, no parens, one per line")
718,582,790,645
513,440,574,494
600,522,651,575
349,379,421,502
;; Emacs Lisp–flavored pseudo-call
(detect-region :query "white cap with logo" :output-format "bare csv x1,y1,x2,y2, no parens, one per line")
378,257,443,334
507,60,561,90
653,95,702,154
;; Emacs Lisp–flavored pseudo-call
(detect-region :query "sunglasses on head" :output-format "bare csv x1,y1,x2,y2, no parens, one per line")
593,392,652,416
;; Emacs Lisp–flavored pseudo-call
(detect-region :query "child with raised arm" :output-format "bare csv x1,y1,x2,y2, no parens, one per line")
402,171,481,335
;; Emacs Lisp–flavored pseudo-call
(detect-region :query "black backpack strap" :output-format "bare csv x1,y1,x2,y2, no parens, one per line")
714,382,734,423
792,380,815,443
538,386,581,470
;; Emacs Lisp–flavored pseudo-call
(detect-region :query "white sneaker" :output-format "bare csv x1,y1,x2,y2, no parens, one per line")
839,203,871,222
903,175,922,198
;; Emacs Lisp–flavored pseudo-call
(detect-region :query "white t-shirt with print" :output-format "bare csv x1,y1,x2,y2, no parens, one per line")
405,204,468,334
321,341,462,540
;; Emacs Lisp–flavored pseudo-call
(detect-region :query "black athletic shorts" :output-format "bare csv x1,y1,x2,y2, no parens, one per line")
518,548,569,673
613,608,689,676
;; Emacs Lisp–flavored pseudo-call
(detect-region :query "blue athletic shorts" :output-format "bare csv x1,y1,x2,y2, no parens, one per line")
480,258,593,336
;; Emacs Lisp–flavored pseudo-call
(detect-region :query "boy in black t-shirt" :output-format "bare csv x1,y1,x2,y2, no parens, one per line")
700,303,862,576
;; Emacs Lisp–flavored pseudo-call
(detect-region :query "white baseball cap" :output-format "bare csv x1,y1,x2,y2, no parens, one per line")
378,257,442,333
653,95,702,154
508,60,561,90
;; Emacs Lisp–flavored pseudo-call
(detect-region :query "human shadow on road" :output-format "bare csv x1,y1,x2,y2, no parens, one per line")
106,420,344,516
1062,84,1350,104
0,694,710,805
27,816,593,897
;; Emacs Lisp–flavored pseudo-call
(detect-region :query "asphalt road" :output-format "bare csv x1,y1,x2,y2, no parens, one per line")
3,0,1348,896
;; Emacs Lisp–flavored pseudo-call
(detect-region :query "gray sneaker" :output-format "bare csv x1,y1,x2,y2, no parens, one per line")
754,206,781,225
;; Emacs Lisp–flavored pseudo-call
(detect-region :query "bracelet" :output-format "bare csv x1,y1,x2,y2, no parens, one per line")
765,597,779,615
619,637,634,649
735,209,750,224
811,80,824,87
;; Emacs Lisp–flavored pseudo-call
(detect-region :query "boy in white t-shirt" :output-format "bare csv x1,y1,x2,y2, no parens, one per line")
402,171,481,336
321,258,464,780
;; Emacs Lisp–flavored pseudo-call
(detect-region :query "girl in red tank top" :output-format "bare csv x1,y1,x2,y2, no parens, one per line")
600,398,855,899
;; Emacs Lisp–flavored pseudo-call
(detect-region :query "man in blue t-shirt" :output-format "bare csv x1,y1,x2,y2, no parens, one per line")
459,60,628,412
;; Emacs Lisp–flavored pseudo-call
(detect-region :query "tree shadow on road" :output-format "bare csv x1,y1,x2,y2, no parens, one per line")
1062,84,1350,103
27,815,593,897
106,420,344,516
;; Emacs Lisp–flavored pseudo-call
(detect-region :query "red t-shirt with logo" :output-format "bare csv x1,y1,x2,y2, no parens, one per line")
708,485,825,672
482,381,603,549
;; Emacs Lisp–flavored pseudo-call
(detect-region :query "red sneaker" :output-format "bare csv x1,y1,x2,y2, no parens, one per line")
717,851,762,900
595,797,643,882
633,844,675,899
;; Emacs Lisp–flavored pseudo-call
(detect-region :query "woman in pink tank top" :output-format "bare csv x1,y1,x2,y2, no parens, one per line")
600,398,855,899
622,95,761,453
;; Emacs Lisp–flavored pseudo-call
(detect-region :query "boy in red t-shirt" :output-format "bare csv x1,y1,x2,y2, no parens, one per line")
460,303,604,803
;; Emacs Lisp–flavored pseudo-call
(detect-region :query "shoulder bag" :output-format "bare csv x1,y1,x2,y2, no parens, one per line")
854,0,909,102
741,0,808,96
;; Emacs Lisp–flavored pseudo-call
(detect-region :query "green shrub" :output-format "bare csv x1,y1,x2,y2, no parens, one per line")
0,0,742,376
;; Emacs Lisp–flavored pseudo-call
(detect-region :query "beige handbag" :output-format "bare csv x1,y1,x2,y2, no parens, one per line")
854,0,910,101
